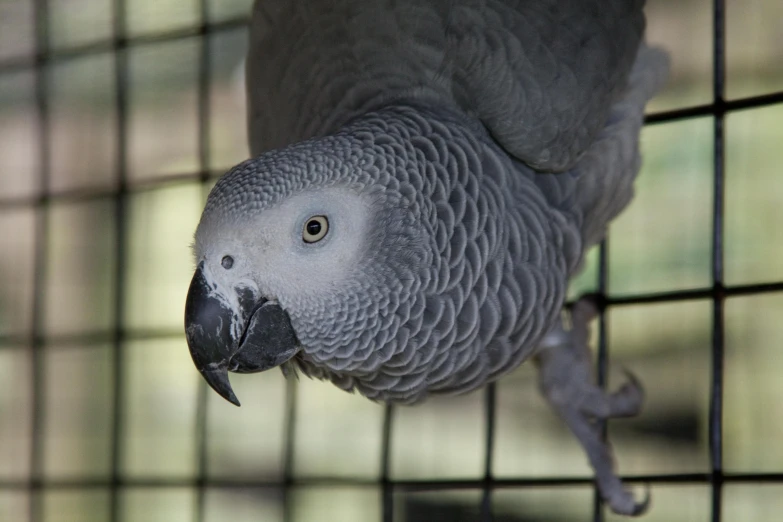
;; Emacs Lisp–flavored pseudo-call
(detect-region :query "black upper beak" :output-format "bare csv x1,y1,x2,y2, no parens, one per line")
184,262,299,406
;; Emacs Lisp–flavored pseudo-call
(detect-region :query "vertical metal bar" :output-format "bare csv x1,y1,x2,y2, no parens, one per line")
381,403,394,522
282,377,299,522
479,383,496,522
197,2,211,183
194,2,211,521
30,0,51,520
710,1,726,521
194,382,209,522
592,240,609,522
109,0,129,519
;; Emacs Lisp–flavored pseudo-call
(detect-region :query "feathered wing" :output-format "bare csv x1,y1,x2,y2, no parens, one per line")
571,44,670,251
531,44,670,276
246,0,453,156
246,0,645,172
446,0,645,172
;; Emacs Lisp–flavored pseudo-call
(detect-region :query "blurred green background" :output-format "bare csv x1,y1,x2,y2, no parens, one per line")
0,0,781,521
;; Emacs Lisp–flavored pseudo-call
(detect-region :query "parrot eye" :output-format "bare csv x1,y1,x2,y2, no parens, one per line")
221,255,234,269
303,215,329,243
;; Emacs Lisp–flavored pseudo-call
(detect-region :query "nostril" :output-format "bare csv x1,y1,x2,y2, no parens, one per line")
221,255,234,269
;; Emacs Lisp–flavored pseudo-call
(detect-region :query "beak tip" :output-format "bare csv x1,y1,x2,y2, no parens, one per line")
199,366,242,407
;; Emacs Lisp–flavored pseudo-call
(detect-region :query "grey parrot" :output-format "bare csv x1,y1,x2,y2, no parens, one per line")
184,0,669,516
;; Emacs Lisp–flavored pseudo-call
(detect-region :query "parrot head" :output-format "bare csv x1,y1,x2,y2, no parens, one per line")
185,129,430,405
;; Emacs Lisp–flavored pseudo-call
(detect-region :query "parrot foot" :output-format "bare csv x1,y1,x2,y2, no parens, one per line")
535,296,648,516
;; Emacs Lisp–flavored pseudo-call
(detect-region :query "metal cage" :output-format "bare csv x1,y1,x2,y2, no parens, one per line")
0,0,782,520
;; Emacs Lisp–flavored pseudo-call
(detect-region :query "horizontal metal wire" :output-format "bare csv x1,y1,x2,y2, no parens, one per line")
0,170,224,209
0,17,249,75
2,472,782,492
0,89,780,210
644,90,783,124
1,280,780,350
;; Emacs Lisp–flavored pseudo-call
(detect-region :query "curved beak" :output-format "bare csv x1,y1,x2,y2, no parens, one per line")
184,262,299,406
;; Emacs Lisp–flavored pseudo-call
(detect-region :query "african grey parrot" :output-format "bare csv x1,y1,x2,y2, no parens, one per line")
184,0,669,515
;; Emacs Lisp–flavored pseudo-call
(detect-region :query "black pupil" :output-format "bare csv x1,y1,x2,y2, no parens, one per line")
221,256,234,269
306,220,322,236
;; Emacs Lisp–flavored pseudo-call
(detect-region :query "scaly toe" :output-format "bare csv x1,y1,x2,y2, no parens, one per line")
606,483,651,517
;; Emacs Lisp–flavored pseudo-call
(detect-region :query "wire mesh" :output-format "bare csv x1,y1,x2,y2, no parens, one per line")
0,0,782,521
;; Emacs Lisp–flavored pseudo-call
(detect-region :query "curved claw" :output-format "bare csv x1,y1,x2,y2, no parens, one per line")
621,367,642,391
607,482,651,517
634,484,652,516
606,368,645,418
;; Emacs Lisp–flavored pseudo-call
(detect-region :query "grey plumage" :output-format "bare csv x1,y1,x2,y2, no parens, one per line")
247,0,646,172
186,0,669,515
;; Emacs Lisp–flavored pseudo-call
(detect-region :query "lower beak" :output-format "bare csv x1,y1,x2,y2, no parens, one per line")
184,263,299,406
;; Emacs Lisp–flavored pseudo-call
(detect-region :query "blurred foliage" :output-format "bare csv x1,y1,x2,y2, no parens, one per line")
0,0,782,521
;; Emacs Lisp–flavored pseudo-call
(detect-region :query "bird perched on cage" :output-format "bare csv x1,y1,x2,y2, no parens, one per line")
184,0,668,515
